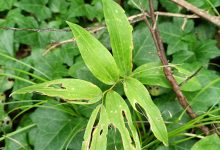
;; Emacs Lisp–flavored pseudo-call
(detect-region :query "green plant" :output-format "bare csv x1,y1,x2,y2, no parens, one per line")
1,0,220,149
11,0,169,149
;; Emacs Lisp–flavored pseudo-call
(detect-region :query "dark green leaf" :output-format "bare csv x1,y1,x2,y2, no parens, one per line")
133,23,159,66
31,101,86,150
191,134,220,150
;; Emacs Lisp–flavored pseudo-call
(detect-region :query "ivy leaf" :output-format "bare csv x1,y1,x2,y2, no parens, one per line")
102,0,133,76
159,18,194,55
31,101,86,150
0,0,15,11
123,77,168,146
12,79,102,104
15,0,51,21
128,0,158,11
67,22,119,85
68,0,102,20
159,0,181,13
191,134,220,150
188,69,220,112
106,90,141,150
133,23,159,66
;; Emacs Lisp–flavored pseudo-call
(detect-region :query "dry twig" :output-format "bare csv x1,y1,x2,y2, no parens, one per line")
142,0,210,135
170,0,220,27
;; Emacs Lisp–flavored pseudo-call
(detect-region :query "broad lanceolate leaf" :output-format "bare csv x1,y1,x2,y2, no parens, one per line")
102,0,133,76
12,79,102,104
67,22,119,85
82,105,101,150
123,77,168,146
106,91,141,150
82,105,109,150
89,106,109,150
133,62,202,92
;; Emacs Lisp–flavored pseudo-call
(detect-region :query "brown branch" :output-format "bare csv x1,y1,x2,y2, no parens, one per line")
170,0,220,27
0,27,70,32
143,0,210,135
44,12,199,54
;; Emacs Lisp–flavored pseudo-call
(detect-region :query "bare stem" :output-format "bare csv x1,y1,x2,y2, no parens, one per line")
170,0,220,27
142,0,210,135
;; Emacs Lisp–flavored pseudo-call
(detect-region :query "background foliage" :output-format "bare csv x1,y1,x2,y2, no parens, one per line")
0,0,220,149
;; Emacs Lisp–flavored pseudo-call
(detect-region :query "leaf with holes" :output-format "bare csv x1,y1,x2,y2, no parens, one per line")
105,90,141,150
89,106,109,150
102,0,133,76
67,22,119,85
12,79,102,104
123,77,168,146
82,105,102,150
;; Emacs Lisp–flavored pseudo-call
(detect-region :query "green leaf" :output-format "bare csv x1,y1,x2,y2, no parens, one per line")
128,0,158,11
66,0,103,21
0,0,15,11
82,105,101,150
133,62,202,91
191,134,220,150
102,0,133,76
31,101,86,150
159,0,181,13
188,69,220,112
132,62,170,87
159,18,194,55
67,22,119,85
89,106,108,150
133,23,159,66
123,77,168,146
106,90,141,150
15,0,51,21
12,79,102,104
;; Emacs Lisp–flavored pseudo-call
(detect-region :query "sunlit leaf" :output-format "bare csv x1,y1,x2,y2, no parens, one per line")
106,90,141,150
102,0,133,76
67,22,119,85
132,62,202,91
12,79,102,104
123,77,168,146
82,105,101,150
89,106,109,150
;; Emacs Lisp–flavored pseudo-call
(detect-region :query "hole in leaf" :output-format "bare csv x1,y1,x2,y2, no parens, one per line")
49,84,66,89
99,129,103,135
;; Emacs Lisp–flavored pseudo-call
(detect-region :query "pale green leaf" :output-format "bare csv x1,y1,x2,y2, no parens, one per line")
67,22,119,85
132,62,202,91
123,77,168,146
106,90,141,150
102,0,133,76
12,79,102,104
82,105,101,150
90,106,109,150
191,134,220,150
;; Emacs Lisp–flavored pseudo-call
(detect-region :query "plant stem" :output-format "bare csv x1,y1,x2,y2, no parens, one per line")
170,0,220,27
141,0,210,135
